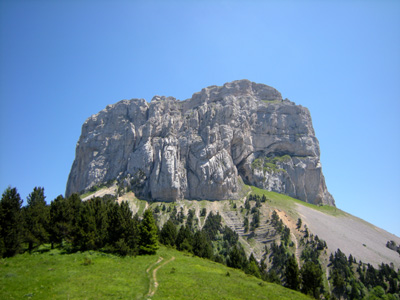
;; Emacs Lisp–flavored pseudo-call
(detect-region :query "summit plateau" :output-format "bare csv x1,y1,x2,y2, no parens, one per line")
66,80,334,206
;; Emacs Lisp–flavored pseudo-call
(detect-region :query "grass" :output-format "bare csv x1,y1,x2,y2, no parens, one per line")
0,246,310,300
80,189,99,199
262,99,282,105
0,248,152,299
251,155,290,174
80,184,109,198
249,185,346,218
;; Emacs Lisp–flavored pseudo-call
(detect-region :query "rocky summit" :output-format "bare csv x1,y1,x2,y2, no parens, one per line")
66,80,334,206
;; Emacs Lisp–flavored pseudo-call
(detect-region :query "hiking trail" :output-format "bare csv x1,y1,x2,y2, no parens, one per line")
146,256,175,298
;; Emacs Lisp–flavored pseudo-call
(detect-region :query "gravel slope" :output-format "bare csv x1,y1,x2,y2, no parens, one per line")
296,203,400,268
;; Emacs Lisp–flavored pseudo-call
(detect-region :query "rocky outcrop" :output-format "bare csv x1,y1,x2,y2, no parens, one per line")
66,79,335,206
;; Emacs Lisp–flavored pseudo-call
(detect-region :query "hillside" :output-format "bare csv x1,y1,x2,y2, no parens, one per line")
82,184,400,270
2,184,399,299
0,246,309,300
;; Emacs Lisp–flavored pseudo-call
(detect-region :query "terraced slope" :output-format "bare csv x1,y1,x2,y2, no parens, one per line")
113,185,400,269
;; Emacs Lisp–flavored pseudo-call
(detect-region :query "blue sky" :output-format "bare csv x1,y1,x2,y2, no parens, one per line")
1,0,399,237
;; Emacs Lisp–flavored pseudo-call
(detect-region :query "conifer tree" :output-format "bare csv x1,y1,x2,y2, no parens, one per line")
261,194,267,203
73,201,96,250
107,201,139,255
107,201,125,250
24,187,49,252
300,261,323,298
192,230,213,259
0,205,3,256
65,194,82,230
285,254,300,291
296,218,302,229
128,213,140,255
186,209,196,229
72,197,110,251
227,244,248,270
0,187,23,257
176,225,193,252
91,197,109,248
247,253,261,278
49,195,70,248
160,219,177,247
139,209,158,254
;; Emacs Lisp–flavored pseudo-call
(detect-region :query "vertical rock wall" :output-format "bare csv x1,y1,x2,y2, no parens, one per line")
66,80,334,206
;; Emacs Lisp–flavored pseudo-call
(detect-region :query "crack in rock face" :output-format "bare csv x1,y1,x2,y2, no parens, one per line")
66,79,335,206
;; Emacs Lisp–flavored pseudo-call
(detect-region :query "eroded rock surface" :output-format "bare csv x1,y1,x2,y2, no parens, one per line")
66,79,334,205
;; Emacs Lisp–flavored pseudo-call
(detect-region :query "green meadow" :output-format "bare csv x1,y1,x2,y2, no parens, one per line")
0,245,310,300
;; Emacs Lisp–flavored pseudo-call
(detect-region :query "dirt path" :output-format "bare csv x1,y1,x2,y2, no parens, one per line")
290,231,300,264
326,264,331,290
146,257,164,273
146,256,175,298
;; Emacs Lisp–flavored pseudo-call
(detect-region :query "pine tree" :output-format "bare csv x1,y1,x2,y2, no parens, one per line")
186,209,195,229
128,213,140,255
0,187,23,257
91,197,109,248
139,209,158,254
222,225,238,247
266,269,281,284
0,205,3,257
73,197,110,251
247,253,261,278
176,225,193,252
349,280,360,300
49,195,72,248
73,201,97,250
244,216,249,233
192,230,213,259
107,201,125,251
24,187,49,252
348,254,354,266
160,219,177,247
285,255,300,291
202,212,222,241
300,261,323,298
296,218,302,230
227,244,248,270
107,201,139,255
261,194,267,203
245,199,250,210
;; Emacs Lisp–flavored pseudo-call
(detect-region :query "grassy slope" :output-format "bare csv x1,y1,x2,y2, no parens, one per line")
250,185,346,218
0,246,310,300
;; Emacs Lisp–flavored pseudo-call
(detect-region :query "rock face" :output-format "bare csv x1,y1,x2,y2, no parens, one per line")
66,80,335,206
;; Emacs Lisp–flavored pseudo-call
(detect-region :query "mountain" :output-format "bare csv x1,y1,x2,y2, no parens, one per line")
66,80,334,206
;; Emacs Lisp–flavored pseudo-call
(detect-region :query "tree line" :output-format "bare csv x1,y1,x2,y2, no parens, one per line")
1,187,399,299
329,248,400,299
0,186,158,257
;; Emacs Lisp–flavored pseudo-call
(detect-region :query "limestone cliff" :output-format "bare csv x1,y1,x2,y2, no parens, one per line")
66,80,335,206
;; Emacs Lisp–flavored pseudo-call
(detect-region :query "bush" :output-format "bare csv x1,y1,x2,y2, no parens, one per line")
83,257,92,265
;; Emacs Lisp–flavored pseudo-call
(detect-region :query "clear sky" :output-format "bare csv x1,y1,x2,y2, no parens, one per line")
1,0,399,237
